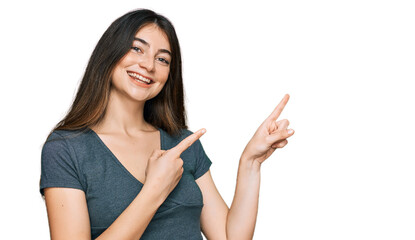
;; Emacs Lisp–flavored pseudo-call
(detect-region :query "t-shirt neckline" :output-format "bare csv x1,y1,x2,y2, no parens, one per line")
87,127,165,186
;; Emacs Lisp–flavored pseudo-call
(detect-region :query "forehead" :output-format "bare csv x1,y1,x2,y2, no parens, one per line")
135,23,171,51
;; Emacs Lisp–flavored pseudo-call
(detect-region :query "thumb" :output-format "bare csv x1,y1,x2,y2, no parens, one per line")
149,149,166,161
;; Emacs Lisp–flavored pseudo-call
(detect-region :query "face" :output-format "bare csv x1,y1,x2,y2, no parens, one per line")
111,23,172,102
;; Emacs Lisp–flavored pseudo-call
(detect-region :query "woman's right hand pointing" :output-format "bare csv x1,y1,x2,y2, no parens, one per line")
144,128,206,201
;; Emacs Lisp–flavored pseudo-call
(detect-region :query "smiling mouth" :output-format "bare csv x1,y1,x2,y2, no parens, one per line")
127,71,153,85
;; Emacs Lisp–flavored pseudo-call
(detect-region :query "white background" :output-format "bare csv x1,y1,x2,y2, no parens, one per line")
1,0,414,239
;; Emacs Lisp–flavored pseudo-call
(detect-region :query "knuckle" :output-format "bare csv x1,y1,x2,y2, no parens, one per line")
187,139,193,148
279,140,288,147
153,149,163,156
150,150,158,157
282,128,290,136
277,129,286,137
178,158,184,166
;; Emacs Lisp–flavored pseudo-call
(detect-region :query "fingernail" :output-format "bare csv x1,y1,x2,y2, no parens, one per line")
201,129,206,134
288,129,294,134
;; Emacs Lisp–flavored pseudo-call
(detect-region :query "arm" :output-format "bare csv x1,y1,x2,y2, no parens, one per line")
44,188,91,240
196,162,261,240
44,185,164,240
197,94,294,240
95,184,165,240
226,158,261,239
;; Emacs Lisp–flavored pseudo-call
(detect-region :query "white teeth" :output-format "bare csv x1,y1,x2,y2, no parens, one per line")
128,72,151,84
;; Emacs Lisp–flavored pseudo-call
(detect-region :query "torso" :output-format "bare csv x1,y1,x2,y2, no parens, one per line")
90,127,161,184
41,127,209,239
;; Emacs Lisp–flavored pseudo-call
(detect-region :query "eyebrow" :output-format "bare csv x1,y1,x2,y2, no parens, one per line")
134,37,171,56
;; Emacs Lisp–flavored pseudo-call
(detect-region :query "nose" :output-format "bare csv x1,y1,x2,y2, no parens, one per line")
138,54,155,72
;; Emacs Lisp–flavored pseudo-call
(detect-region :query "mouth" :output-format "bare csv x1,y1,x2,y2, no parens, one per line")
127,71,154,85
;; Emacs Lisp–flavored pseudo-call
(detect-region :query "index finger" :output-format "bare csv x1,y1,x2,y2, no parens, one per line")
267,94,290,121
169,128,206,157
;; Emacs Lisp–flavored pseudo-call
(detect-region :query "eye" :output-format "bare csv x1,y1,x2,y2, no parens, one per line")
157,57,170,65
131,46,142,53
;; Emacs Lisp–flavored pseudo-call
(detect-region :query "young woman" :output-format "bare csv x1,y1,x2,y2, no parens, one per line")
40,9,295,240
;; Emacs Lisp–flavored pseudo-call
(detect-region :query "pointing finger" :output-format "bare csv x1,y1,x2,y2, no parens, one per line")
149,150,166,161
169,128,206,157
267,94,290,122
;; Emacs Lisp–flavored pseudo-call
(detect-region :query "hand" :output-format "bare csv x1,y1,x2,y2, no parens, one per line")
241,94,295,165
144,128,206,200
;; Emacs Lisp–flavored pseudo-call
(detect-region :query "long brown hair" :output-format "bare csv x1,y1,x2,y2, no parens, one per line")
51,9,187,137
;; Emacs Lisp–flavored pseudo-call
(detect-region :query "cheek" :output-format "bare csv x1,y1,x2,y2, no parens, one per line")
160,68,170,83
153,76,168,96
154,68,170,88
162,73,169,84
110,68,123,86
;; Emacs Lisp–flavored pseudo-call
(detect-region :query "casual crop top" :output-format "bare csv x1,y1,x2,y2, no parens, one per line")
40,127,212,239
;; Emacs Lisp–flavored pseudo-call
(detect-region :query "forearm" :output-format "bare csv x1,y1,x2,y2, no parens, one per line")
95,185,165,240
226,157,261,240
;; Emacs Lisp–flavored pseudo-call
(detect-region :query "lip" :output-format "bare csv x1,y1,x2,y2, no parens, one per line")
127,70,154,88
129,75,153,88
127,71,154,82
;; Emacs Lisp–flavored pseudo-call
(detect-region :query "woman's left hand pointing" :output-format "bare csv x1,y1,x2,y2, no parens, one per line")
241,94,295,166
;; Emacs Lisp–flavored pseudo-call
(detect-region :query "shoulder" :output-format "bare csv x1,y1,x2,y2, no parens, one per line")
41,128,95,172
178,128,194,139
40,129,90,195
42,128,94,158
45,128,91,143
44,128,96,147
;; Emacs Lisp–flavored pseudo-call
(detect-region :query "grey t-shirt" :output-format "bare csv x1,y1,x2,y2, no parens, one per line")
40,127,212,239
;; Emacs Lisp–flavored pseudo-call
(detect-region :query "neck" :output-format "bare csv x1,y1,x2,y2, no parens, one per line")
92,89,156,135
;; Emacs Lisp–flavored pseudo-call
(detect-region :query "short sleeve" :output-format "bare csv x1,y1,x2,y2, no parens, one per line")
39,132,84,196
193,139,212,180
